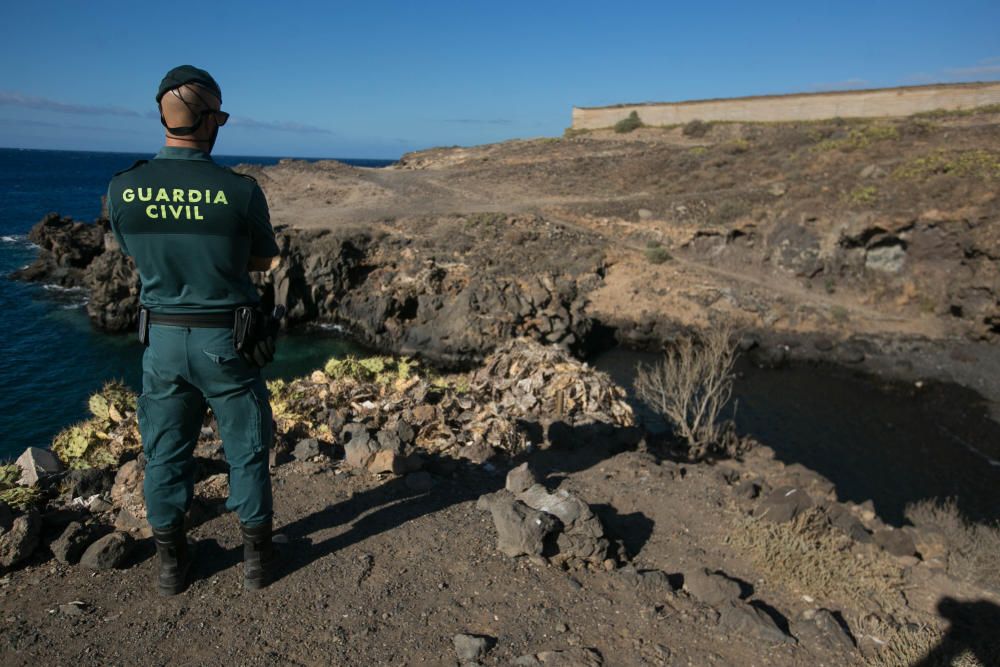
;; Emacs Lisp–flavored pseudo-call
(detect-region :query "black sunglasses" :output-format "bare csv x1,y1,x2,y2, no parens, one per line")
204,109,230,126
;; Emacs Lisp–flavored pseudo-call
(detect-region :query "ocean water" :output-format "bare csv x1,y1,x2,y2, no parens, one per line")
0,148,393,460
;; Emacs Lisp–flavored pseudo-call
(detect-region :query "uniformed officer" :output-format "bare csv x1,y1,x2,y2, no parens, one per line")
106,65,281,594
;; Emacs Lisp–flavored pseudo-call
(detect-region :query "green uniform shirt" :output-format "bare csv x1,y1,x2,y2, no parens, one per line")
106,146,279,313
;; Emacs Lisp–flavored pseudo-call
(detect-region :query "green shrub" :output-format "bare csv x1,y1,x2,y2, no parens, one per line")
682,119,710,137
893,149,1000,180
814,124,899,151
715,199,749,222
614,111,643,134
847,185,878,205
644,244,672,264
726,138,751,154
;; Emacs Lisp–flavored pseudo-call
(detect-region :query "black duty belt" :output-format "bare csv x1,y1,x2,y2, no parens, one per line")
148,310,236,328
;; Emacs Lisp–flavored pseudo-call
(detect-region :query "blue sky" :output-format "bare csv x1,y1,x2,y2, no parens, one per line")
1,1,998,159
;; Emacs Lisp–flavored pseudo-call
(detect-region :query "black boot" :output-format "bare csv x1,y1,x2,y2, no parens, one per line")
241,521,276,590
152,525,194,596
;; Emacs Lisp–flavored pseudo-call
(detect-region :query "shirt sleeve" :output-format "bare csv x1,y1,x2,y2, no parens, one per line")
105,184,131,257
247,183,279,257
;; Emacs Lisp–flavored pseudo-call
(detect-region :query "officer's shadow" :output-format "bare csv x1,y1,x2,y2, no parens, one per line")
193,419,651,586
912,597,1000,667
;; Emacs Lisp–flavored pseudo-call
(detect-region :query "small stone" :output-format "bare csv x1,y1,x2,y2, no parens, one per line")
342,425,376,469
404,471,434,493
114,507,152,538
793,608,855,652
87,497,114,514
80,532,133,570
856,500,877,523
63,468,113,499
51,521,99,565
514,647,603,666
15,447,62,486
292,438,322,461
59,601,86,616
754,486,813,523
717,600,794,644
505,462,537,495
376,428,402,454
556,622,569,633
637,209,653,220
827,504,871,543
874,528,917,557
453,633,491,661
683,568,743,605
479,492,558,558
0,510,41,568
733,478,762,500
368,450,406,475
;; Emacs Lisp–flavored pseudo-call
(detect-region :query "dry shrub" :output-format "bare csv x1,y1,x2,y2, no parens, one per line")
634,324,736,458
728,508,905,613
855,615,986,667
904,498,1000,592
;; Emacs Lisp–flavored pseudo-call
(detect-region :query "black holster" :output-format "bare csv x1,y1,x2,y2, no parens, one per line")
233,305,286,355
137,306,151,346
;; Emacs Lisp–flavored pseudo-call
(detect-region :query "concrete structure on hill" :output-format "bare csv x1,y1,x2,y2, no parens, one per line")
571,81,1000,130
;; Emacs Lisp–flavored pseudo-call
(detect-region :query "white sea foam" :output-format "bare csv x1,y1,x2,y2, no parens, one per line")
939,426,1000,468
42,283,84,293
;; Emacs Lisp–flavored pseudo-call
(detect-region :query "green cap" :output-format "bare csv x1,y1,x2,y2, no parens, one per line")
156,65,222,104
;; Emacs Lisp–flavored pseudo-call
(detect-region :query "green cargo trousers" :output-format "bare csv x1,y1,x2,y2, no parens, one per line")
137,323,273,531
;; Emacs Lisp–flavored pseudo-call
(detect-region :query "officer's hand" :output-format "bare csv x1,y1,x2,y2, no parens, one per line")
250,335,276,367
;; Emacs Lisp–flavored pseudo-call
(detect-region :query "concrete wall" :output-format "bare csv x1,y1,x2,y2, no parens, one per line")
571,82,1000,130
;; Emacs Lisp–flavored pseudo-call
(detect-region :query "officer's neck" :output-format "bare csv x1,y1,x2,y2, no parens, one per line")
164,135,212,154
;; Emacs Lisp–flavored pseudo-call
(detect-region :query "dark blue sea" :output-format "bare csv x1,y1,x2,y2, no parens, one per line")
0,148,393,461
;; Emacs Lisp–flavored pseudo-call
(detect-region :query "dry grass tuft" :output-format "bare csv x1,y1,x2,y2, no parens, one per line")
728,508,905,613
905,498,1000,592
855,615,987,667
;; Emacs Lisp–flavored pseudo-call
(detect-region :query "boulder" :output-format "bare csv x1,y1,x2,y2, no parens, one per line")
517,483,609,565
683,568,743,605
15,447,63,486
51,521,100,565
80,531,133,570
0,510,41,568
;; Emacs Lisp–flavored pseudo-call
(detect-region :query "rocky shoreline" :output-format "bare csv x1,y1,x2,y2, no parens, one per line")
12,210,1000,408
